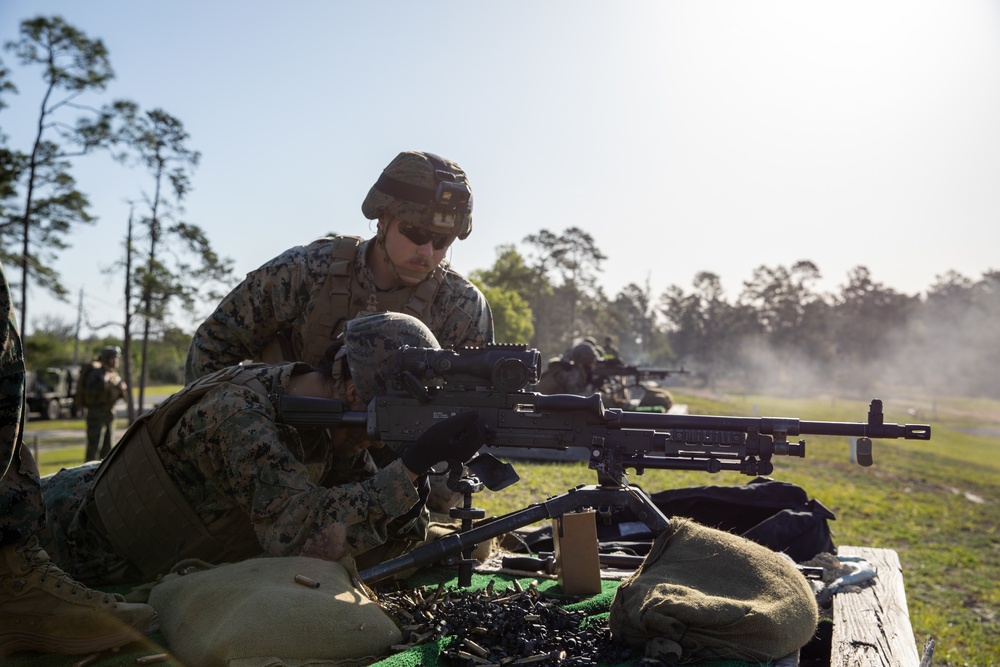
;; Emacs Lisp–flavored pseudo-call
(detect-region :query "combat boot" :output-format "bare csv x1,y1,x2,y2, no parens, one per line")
0,536,158,656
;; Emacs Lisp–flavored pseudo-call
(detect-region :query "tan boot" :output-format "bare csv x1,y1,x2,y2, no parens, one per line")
0,536,158,656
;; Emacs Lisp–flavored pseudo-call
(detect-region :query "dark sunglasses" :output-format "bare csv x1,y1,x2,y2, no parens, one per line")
397,221,456,250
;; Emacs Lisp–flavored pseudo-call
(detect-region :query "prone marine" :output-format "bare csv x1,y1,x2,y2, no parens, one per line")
37,313,487,587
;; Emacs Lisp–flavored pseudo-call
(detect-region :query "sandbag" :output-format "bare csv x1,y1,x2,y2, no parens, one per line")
609,518,818,663
148,556,402,667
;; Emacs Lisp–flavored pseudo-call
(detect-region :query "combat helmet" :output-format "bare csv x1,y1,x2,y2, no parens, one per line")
99,345,121,360
361,151,473,241
343,312,440,403
569,342,599,367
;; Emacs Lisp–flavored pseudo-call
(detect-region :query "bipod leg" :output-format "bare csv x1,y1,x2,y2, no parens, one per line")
449,480,485,588
359,482,670,584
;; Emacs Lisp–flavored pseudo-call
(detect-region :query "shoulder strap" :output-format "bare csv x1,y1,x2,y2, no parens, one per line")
370,264,446,321
260,236,363,366
300,236,364,350
326,234,363,322
402,267,445,318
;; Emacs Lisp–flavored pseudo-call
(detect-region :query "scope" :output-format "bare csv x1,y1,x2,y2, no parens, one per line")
395,344,541,392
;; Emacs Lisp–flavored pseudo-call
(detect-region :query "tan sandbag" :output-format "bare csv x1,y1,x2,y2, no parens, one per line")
148,556,402,667
609,518,818,663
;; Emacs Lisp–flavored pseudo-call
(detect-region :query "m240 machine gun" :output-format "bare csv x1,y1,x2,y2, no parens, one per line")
592,358,689,387
277,344,931,585
590,358,689,410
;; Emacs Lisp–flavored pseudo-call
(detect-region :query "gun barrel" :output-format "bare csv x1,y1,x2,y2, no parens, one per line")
276,396,368,428
604,404,928,441
636,367,689,376
613,410,800,436
799,420,931,440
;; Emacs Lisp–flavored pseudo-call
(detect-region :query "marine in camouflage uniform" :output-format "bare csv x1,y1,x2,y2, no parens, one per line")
82,346,128,461
185,150,494,384
533,342,600,395
37,313,486,586
1,261,156,657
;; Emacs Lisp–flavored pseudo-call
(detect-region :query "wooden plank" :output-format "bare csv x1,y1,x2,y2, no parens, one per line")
831,546,920,667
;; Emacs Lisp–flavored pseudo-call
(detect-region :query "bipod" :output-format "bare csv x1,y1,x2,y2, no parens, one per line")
446,467,487,587
358,480,671,585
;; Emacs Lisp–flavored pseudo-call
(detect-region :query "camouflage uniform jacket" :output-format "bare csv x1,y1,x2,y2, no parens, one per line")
40,363,424,584
184,236,494,382
1,260,44,543
533,360,593,395
81,364,126,419
1,262,24,481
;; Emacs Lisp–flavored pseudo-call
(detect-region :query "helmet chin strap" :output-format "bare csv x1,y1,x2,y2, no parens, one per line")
376,222,431,286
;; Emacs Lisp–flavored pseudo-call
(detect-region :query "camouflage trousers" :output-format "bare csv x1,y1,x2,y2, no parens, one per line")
85,410,116,461
0,440,45,544
36,462,142,586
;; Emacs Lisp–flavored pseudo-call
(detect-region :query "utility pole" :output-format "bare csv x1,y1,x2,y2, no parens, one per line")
72,288,84,364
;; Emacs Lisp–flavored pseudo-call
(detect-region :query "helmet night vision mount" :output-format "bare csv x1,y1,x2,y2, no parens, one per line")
373,152,473,239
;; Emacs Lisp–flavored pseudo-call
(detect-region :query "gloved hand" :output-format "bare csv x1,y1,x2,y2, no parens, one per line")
401,411,487,476
388,475,431,528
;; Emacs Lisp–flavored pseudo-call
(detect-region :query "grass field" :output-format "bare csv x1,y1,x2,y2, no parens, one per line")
27,389,1000,666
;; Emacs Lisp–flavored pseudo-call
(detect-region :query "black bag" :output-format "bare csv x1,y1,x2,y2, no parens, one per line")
741,502,836,562
509,477,836,562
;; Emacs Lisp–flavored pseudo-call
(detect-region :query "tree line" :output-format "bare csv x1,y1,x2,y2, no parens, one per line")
1,15,234,418
4,16,997,406
472,229,1000,401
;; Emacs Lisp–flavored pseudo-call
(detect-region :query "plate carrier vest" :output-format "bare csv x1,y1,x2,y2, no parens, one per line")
86,365,278,579
261,236,471,365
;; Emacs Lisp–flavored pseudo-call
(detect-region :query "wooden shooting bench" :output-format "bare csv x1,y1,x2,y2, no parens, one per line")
828,546,921,667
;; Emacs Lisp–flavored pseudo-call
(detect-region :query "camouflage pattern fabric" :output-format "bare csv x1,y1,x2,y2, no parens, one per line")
533,361,593,396
0,261,45,545
184,236,493,382
343,312,440,406
38,363,426,585
81,364,126,414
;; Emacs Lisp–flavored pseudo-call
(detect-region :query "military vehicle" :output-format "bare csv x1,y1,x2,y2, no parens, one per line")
24,366,81,420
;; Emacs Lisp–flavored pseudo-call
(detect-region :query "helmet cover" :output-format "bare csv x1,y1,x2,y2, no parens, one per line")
344,312,441,402
361,151,473,239
570,342,599,367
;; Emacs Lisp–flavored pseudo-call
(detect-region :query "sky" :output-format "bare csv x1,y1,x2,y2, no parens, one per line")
2,0,999,337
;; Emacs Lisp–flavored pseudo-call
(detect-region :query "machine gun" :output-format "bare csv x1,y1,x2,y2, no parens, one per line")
592,358,689,387
276,344,931,585
590,358,689,410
